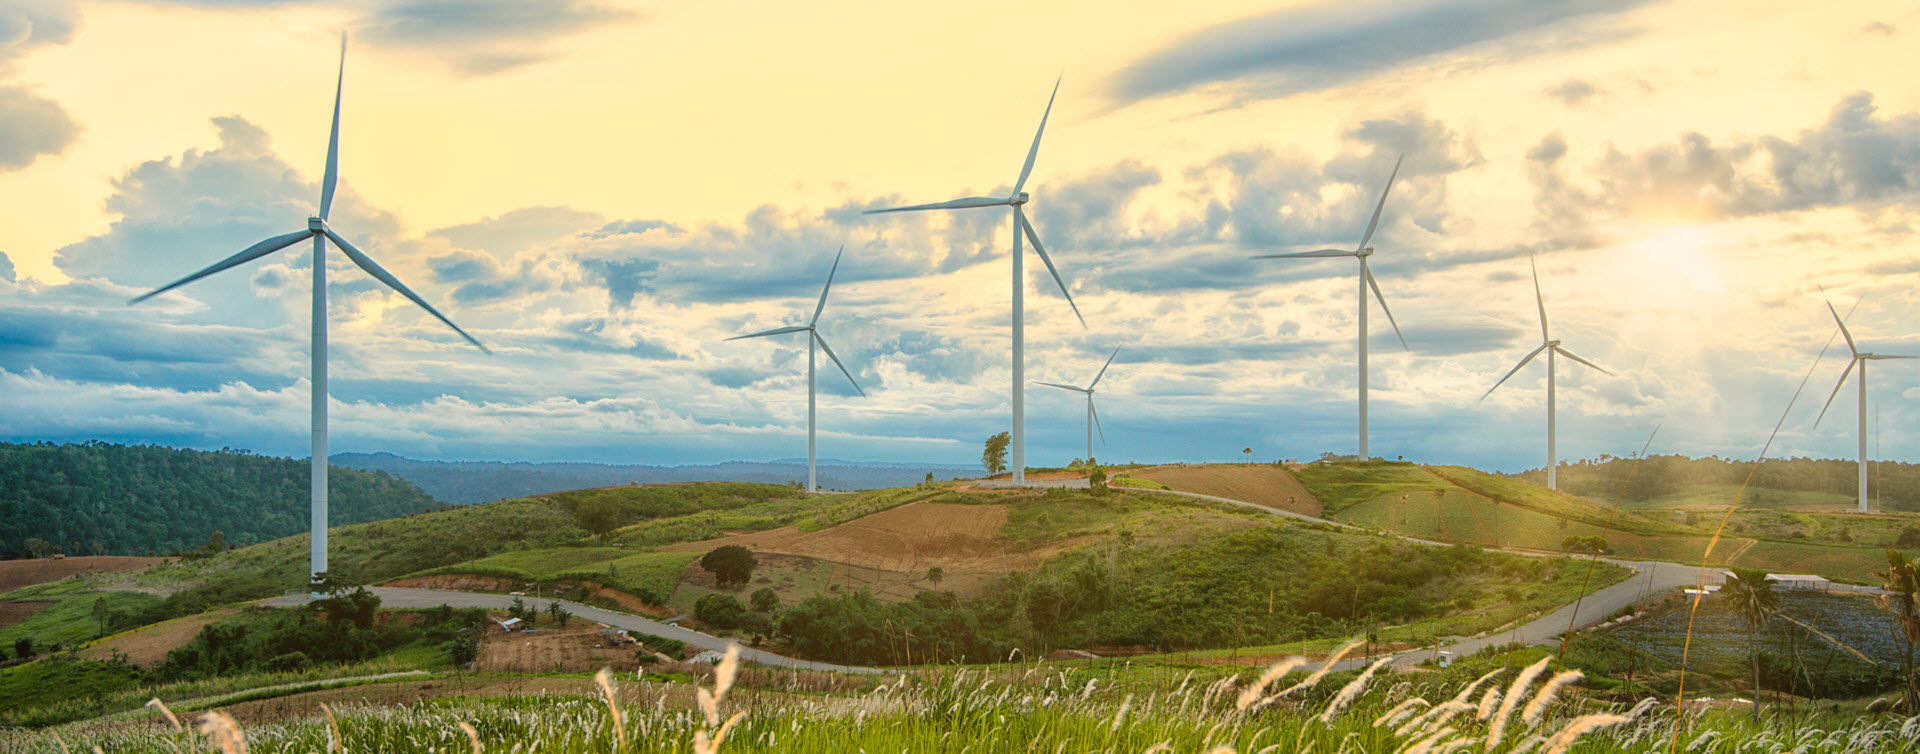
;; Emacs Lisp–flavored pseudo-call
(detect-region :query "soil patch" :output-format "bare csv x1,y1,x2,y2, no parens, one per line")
0,601,53,630
79,609,237,666
1131,464,1324,517
661,502,1085,573
476,622,645,675
0,557,170,594
382,574,523,592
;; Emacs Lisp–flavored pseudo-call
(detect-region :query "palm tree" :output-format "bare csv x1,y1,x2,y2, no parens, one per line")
1721,567,1779,722
1874,550,1920,712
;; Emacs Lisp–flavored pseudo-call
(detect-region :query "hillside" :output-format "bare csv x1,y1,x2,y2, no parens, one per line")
1517,454,1920,512
0,442,442,559
332,452,978,504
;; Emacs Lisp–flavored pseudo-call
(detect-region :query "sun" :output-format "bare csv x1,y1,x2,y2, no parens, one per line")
1627,226,1721,294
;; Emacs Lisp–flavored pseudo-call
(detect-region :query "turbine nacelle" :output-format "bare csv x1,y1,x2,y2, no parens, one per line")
1358,246,1375,257
1011,192,1031,206
308,217,326,232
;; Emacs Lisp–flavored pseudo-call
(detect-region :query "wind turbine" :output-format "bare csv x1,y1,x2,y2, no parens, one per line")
1252,154,1409,460
864,79,1085,486
1036,347,1120,464
1814,289,1914,514
726,247,865,494
1480,255,1611,490
128,34,488,592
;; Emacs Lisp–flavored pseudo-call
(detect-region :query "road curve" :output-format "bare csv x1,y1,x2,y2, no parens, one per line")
265,587,889,675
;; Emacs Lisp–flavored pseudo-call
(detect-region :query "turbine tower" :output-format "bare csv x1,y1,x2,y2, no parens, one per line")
129,34,488,592
726,247,865,494
1036,347,1120,464
1252,154,1409,460
1814,290,1913,514
1481,256,1610,490
864,79,1085,486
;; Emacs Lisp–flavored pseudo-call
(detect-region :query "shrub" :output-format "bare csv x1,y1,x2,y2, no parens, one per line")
695,593,748,629
700,545,758,588
749,588,780,613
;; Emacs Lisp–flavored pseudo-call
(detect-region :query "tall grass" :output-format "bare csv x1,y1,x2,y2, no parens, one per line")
9,643,1915,754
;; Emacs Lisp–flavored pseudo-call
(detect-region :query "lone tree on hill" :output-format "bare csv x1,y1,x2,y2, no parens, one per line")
1721,567,1779,722
983,432,1010,476
1243,448,1252,463
1874,549,1920,712
577,497,623,538
702,545,759,588
1088,465,1108,492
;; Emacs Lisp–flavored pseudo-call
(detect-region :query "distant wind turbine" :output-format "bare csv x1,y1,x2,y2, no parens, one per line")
726,247,865,494
1252,154,1409,460
128,34,489,592
1480,255,1611,490
864,79,1085,486
1814,288,1913,514
1036,347,1120,464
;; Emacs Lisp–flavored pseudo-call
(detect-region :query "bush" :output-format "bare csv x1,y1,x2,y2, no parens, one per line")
750,587,780,613
695,593,748,629
449,635,479,666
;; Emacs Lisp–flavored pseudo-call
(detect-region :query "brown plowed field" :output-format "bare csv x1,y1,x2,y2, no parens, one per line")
0,556,169,594
660,502,1085,573
1129,464,1324,517
476,623,645,674
0,601,52,630
79,609,236,666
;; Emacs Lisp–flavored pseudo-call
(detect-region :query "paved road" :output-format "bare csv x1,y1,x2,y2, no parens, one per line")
266,588,887,675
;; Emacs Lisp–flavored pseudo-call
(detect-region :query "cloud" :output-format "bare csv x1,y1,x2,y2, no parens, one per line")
1545,78,1599,106
0,0,81,171
1106,0,1652,106
356,0,633,75
0,251,12,283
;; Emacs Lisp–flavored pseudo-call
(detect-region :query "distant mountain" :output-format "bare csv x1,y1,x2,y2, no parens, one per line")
0,441,442,559
330,452,980,505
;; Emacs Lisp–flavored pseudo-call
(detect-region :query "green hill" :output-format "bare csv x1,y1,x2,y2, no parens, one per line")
0,441,442,559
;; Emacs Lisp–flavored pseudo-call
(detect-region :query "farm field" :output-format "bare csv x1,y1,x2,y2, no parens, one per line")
1126,463,1325,516
0,556,169,594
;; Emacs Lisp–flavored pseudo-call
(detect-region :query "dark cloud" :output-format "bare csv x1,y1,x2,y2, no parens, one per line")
357,0,632,75
0,2,81,171
0,251,13,283
1545,78,1599,106
0,1,77,66
1106,0,1652,106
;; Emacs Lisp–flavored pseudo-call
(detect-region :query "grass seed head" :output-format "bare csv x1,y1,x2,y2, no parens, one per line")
196,711,248,754
146,697,183,731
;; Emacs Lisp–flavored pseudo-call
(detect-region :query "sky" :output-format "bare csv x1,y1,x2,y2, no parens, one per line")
0,0,1917,472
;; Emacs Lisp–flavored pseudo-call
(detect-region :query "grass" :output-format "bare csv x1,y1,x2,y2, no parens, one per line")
1333,487,1730,562
408,548,699,599
1630,483,1861,511
0,576,161,648
1292,461,1451,514
1426,466,1695,536
5,646,1915,754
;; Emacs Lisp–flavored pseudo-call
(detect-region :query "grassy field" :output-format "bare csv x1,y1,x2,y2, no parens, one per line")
0,576,161,649
1291,461,1452,514
409,548,699,600
1632,483,1861,511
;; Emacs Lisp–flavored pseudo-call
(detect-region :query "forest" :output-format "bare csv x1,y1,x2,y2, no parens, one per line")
0,441,443,559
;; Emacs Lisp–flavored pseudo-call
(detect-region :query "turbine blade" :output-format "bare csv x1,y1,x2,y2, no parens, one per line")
1010,76,1061,199
1356,153,1404,252
1480,344,1547,401
1365,264,1408,350
811,245,844,326
1821,285,1857,355
1035,381,1086,393
725,325,809,341
1091,398,1106,444
319,32,346,221
1251,249,1356,260
1018,209,1086,329
1531,254,1549,341
1554,346,1613,376
813,332,864,396
1814,358,1857,429
1089,346,1120,388
129,230,313,304
1867,354,1919,360
323,227,490,354
864,196,1010,214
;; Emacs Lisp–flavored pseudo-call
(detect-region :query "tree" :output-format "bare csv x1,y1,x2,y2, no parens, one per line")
13,637,33,659
577,497,624,538
448,635,479,667
1874,549,1920,712
983,432,1011,476
547,602,571,627
1088,464,1108,492
1722,567,1779,721
1895,526,1920,550
1242,448,1252,464
92,597,110,638
924,471,935,486
203,530,228,555
509,596,527,620
695,593,748,629
22,538,59,559
926,566,945,586
750,587,780,613
701,545,758,588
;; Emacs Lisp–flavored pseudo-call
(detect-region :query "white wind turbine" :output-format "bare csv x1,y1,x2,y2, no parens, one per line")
129,34,488,592
726,247,865,494
1814,289,1914,514
1036,347,1120,464
864,79,1084,486
1480,255,1611,490
1252,154,1409,460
